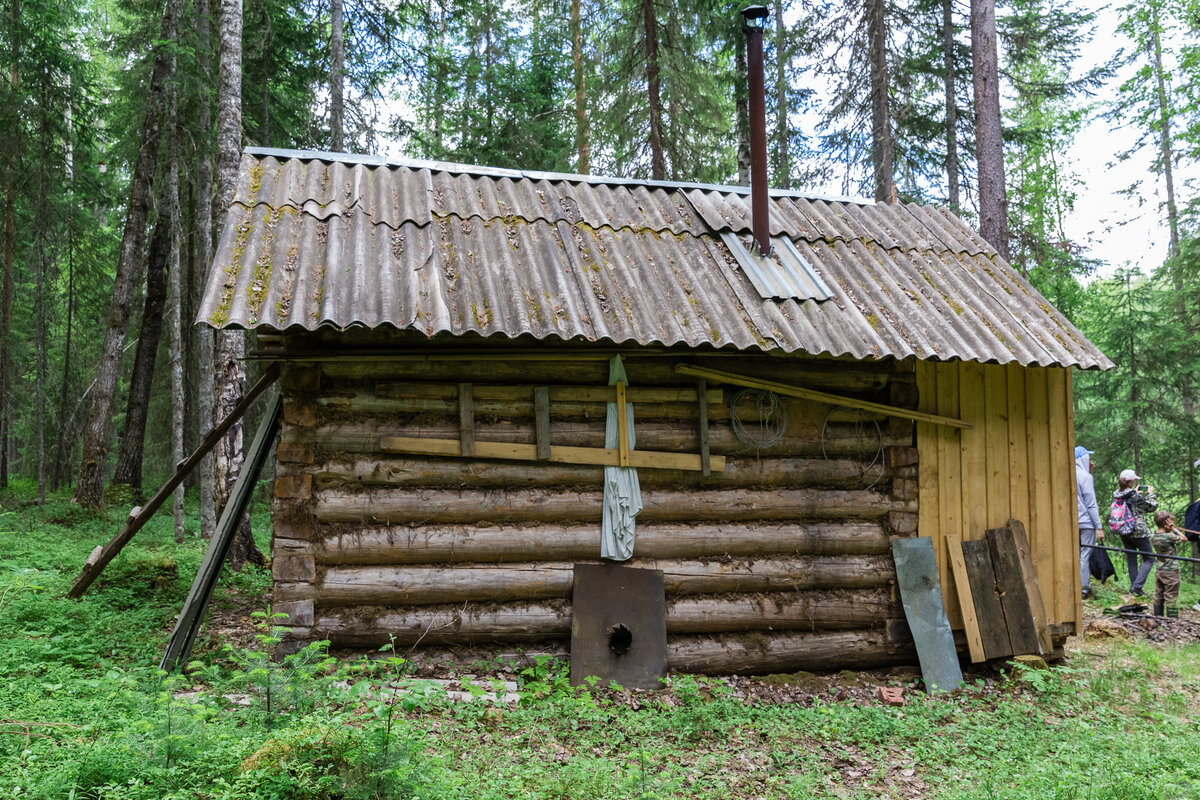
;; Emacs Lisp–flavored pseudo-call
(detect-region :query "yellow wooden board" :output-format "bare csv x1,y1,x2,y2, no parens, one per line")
945,535,987,662
380,436,726,472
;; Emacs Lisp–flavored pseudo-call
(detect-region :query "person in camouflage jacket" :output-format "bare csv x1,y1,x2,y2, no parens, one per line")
1150,511,1187,617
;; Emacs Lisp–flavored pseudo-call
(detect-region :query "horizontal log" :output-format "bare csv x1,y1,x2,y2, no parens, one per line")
321,393,730,422
379,436,726,473
377,382,725,404
315,555,895,606
290,419,909,459
321,385,894,427
312,487,914,525
310,521,892,565
309,589,900,646
320,358,901,395
665,630,914,675
312,456,889,491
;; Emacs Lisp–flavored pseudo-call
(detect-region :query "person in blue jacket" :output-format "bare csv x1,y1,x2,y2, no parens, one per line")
1075,446,1102,599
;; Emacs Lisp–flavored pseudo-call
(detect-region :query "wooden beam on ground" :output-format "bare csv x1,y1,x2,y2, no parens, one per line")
68,363,282,599
379,437,725,472
1005,519,1053,655
160,394,282,672
674,363,971,430
959,538,1013,659
944,535,986,663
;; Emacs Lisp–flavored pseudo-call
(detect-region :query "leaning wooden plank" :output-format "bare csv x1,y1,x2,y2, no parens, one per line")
379,436,726,472
1006,519,1053,655
985,527,1042,655
960,538,1013,659
944,535,987,663
674,363,971,429
160,394,283,672
68,363,282,599
892,537,963,692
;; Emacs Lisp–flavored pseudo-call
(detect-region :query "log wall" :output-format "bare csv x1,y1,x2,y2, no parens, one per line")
271,338,921,674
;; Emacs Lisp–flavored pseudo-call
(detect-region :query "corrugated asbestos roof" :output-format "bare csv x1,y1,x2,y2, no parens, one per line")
197,147,1113,370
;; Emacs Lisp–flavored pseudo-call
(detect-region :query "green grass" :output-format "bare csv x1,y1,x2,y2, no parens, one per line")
2,482,1200,799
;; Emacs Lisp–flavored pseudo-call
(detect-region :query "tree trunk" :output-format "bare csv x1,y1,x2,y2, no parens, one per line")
330,0,344,151
195,0,217,538
34,82,48,504
943,0,959,212
1148,7,1196,500
75,0,181,508
112,191,171,493
167,58,185,541
773,0,789,189
216,0,261,567
1,0,19,489
867,0,894,202
571,0,590,173
970,0,1008,259
642,0,665,180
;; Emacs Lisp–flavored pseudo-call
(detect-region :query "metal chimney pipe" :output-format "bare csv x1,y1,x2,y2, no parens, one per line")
741,5,771,256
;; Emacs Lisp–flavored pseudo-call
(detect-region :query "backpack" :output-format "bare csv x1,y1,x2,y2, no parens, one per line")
1108,497,1138,536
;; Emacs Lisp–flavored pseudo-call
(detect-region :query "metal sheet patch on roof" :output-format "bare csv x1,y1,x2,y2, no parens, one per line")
720,231,834,302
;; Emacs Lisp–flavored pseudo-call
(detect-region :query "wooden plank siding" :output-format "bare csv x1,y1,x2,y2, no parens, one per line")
915,361,1079,641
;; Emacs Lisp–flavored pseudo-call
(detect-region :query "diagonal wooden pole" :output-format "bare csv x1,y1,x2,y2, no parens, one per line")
160,393,281,672
68,362,281,599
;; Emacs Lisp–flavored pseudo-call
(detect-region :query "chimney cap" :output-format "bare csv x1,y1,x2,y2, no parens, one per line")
740,5,769,25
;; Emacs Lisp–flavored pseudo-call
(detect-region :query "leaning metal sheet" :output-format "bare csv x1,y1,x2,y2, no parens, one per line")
892,537,963,693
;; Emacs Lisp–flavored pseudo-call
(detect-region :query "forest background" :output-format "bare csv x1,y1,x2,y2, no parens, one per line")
1,0,1199,545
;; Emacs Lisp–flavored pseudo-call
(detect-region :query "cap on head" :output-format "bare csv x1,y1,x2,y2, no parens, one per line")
1075,445,1093,459
1119,468,1140,482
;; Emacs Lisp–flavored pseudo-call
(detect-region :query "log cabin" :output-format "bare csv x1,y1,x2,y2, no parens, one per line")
197,146,1111,674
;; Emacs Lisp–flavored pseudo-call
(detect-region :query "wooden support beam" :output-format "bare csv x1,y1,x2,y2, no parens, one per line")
674,363,971,429
68,363,282,599
534,386,550,460
160,396,283,671
697,378,711,476
379,436,724,472
616,381,629,467
458,383,474,456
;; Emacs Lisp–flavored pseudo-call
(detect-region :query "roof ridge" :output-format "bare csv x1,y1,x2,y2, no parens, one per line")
243,146,876,207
